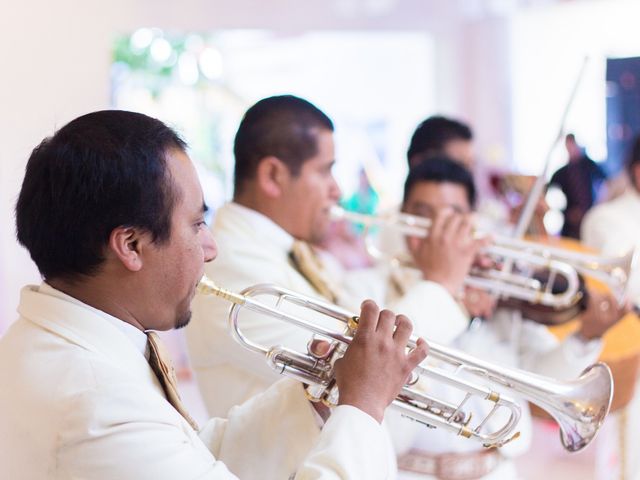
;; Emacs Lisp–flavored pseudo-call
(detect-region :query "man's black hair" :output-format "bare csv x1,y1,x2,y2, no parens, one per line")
407,116,472,166
233,95,334,196
403,155,477,208
15,110,186,281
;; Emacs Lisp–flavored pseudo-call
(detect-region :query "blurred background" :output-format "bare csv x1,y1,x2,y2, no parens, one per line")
2,1,640,477
6,0,640,330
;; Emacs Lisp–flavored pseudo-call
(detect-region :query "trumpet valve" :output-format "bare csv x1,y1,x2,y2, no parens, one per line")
463,412,473,427
347,315,359,332
320,380,340,408
487,391,500,403
484,431,521,449
406,371,420,386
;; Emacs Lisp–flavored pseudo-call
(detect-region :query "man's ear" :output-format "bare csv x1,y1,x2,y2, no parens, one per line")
255,156,290,198
108,226,146,272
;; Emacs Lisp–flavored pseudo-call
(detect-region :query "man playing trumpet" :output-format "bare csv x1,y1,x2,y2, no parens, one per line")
186,96,482,419
0,110,428,480
368,156,626,480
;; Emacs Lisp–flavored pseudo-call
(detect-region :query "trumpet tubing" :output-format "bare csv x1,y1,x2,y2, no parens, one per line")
331,206,636,308
197,275,613,452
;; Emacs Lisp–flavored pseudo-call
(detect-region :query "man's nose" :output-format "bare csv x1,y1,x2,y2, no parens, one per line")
203,229,217,263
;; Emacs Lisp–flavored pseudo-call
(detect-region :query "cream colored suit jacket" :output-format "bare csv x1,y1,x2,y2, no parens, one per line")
187,202,467,418
582,189,640,303
582,190,640,480
0,285,391,480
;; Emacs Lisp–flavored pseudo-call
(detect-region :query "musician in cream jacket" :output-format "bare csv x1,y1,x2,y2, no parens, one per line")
0,110,428,480
582,192,640,302
379,157,623,480
582,139,640,480
186,96,476,418
0,284,394,480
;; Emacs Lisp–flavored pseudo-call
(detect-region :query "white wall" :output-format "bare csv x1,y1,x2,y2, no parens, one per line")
1,1,118,330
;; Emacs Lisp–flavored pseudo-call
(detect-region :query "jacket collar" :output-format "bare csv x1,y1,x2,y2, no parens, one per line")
214,202,295,259
18,285,156,385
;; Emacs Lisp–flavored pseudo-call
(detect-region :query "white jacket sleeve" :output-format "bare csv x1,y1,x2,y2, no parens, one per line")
343,267,469,345
491,310,603,380
389,280,469,345
200,379,392,480
518,326,602,380
294,405,392,480
59,377,390,480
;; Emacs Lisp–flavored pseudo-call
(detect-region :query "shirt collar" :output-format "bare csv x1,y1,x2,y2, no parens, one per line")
38,282,149,356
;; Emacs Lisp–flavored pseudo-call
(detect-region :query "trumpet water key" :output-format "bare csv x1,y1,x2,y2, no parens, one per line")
197,275,613,452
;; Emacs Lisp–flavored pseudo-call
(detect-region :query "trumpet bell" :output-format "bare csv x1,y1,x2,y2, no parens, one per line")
601,249,637,304
537,363,613,452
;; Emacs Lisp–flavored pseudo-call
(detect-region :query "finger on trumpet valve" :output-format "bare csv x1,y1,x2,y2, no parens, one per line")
406,371,420,386
307,336,334,359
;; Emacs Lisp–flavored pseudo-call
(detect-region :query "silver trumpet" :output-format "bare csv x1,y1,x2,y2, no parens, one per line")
331,206,637,308
197,275,613,452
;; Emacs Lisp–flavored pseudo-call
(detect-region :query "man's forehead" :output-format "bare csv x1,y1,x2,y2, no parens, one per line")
166,149,205,206
408,180,449,196
407,181,469,209
303,152,335,169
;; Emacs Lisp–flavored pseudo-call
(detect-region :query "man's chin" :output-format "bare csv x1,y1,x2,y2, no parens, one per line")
175,312,192,330
310,223,331,245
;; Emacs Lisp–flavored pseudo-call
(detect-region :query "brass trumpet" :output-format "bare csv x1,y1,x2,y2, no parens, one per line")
331,206,636,308
197,275,613,452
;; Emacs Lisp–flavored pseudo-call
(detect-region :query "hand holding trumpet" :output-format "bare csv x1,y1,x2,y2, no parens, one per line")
335,300,429,423
578,289,630,341
407,209,489,296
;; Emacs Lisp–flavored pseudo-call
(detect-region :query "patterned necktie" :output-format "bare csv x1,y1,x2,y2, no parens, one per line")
147,331,199,431
289,240,340,304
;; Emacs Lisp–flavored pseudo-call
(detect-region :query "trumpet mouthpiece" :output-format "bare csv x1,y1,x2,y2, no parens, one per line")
197,275,218,294
197,275,247,305
329,205,346,220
